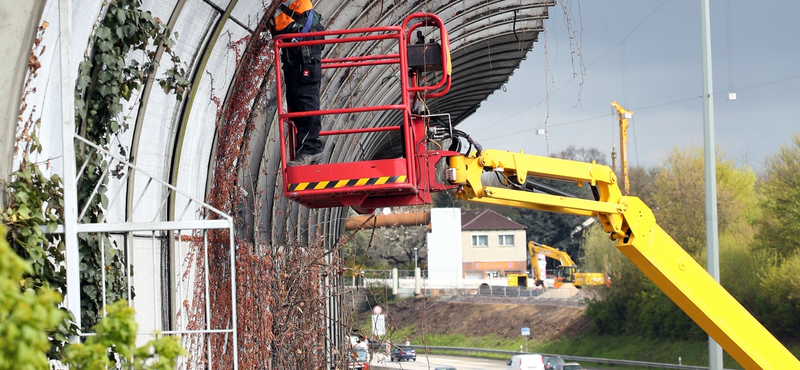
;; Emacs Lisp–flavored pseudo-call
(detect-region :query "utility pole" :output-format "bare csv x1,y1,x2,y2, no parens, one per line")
611,101,632,195
700,0,723,368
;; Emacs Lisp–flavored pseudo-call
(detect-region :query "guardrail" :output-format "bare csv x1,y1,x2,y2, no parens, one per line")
407,346,738,370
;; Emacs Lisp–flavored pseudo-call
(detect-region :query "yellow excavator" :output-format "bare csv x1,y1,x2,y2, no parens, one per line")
528,242,605,289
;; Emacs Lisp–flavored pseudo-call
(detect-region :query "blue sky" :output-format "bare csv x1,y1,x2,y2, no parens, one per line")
458,0,800,170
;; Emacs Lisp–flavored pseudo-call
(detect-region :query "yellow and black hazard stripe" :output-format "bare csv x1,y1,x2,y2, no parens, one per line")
288,175,407,192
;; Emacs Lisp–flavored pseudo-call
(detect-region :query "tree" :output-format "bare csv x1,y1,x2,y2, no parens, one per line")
753,134,800,258
651,146,757,260
627,165,660,205
584,145,759,341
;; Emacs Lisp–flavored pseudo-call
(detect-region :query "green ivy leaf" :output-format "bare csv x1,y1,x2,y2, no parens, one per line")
100,53,117,67
95,27,111,40
98,71,112,83
98,40,113,52
77,75,92,90
97,84,111,97
79,60,92,75
115,8,126,23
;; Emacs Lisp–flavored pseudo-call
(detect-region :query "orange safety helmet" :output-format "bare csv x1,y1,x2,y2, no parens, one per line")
274,0,313,32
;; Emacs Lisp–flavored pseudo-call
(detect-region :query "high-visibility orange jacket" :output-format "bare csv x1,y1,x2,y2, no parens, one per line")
274,0,313,32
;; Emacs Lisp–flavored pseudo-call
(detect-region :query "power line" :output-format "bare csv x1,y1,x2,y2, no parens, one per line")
478,113,610,142
476,73,800,143
471,0,669,136
723,74,800,93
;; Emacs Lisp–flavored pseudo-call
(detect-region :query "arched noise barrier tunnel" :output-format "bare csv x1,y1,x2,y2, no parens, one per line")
0,0,553,368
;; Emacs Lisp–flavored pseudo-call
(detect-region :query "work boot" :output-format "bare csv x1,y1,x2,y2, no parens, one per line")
287,152,324,167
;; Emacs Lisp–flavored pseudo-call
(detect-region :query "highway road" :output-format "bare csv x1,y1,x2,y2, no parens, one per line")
370,353,509,370
369,353,599,370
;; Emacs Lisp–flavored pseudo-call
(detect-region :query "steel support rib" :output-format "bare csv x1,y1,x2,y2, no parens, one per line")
58,0,81,335
169,2,240,367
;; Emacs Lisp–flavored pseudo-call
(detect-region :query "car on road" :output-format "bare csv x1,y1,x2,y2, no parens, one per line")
390,346,416,361
434,367,457,370
507,354,544,370
562,363,581,370
348,348,370,370
543,355,565,370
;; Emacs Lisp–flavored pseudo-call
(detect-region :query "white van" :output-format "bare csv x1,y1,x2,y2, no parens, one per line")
506,354,545,370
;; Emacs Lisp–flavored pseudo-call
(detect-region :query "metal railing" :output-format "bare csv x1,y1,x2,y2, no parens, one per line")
406,346,738,370
52,134,238,370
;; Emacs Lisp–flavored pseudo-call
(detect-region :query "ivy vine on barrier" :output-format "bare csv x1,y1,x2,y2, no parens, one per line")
3,0,189,357
188,5,348,366
73,0,189,332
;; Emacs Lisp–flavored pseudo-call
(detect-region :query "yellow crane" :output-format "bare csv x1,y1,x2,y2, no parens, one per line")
611,101,632,195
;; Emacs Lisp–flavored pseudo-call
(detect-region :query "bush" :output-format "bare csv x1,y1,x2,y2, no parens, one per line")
0,225,65,370
65,300,185,370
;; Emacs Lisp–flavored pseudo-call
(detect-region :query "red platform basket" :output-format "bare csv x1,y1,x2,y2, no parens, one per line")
274,13,458,213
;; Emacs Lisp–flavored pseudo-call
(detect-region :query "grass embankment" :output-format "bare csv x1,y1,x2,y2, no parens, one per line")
382,328,800,369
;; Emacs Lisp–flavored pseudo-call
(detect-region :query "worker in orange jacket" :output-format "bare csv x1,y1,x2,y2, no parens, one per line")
271,0,325,166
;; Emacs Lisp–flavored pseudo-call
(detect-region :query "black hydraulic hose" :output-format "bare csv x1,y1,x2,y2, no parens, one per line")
591,185,600,201
525,180,575,198
453,130,482,155
507,175,576,198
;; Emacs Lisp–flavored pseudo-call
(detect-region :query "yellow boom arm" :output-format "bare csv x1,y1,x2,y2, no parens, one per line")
446,149,799,370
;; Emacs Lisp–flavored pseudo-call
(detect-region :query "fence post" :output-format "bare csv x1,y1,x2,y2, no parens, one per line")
392,267,398,295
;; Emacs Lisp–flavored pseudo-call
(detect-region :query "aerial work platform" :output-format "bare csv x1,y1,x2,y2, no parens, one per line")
274,13,457,213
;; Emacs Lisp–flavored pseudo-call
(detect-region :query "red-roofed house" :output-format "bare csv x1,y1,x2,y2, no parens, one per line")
460,209,527,279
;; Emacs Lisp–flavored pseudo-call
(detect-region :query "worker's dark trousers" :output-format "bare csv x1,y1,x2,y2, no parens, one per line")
282,47,322,156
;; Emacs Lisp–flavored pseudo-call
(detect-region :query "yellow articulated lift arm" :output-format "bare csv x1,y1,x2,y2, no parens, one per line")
445,149,800,370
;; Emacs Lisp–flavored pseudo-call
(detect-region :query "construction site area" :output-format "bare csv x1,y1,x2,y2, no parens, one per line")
3,1,800,370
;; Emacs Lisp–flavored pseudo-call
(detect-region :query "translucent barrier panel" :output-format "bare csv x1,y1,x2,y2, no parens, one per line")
174,21,249,220
25,0,105,175
230,0,266,31
130,233,165,336
132,0,216,222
